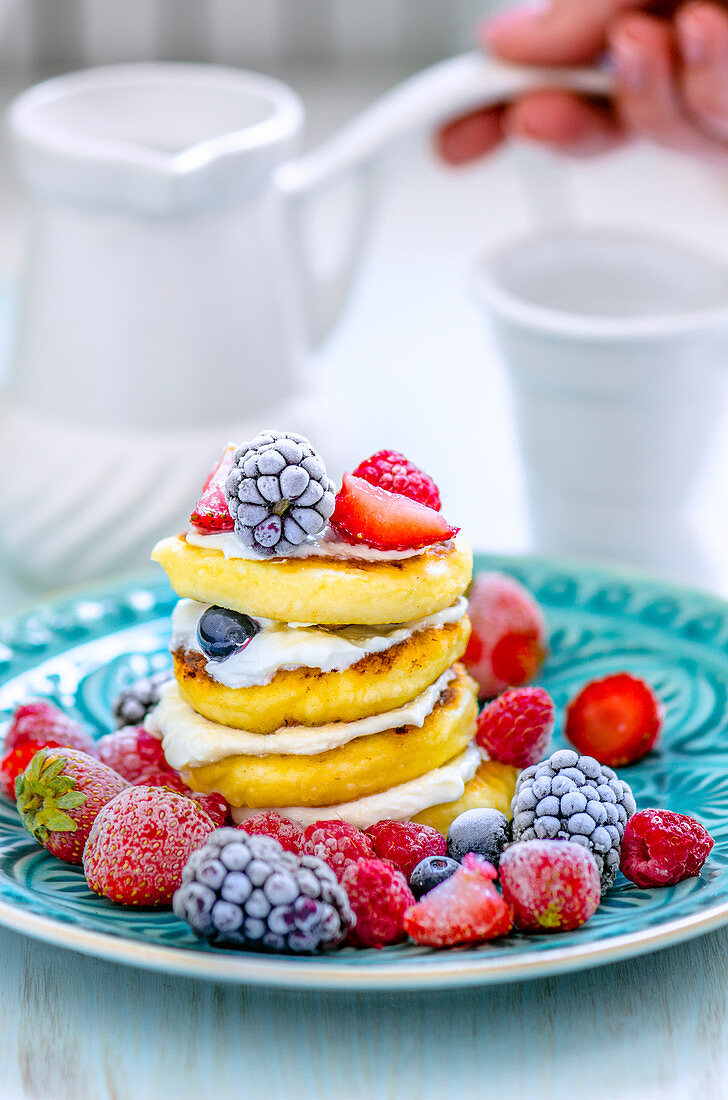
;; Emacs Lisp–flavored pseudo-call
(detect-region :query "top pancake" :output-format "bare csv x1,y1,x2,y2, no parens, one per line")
151,532,472,626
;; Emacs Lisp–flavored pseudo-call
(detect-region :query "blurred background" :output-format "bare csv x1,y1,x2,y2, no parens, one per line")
2,0,728,610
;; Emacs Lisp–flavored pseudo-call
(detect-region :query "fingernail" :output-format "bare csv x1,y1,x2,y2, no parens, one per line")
479,3,545,44
679,11,711,65
612,32,648,91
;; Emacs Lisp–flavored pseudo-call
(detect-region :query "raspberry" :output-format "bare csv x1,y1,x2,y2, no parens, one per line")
5,701,97,757
565,673,663,767
133,769,230,826
499,840,601,932
330,474,458,552
15,748,128,864
190,443,236,533
365,819,446,879
302,820,375,880
239,811,304,854
464,573,547,698
0,739,61,800
403,853,513,947
340,858,414,948
352,450,441,511
476,687,555,768
95,726,168,782
83,786,215,906
620,809,713,887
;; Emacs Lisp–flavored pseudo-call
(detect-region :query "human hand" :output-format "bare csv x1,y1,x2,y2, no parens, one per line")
436,0,728,164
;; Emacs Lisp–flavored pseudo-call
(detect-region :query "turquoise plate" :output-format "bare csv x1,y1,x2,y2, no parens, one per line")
1,554,728,991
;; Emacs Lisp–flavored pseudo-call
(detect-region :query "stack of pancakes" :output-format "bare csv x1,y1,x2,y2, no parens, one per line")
149,530,518,832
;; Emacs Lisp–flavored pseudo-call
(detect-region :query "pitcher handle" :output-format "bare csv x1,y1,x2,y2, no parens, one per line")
277,51,612,347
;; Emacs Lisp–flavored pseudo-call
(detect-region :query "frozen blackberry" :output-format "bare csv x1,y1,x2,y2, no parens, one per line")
225,430,336,557
173,828,355,953
511,748,637,889
112,670,171,728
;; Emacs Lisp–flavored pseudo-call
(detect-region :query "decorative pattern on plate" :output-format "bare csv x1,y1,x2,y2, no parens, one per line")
2,557,728,990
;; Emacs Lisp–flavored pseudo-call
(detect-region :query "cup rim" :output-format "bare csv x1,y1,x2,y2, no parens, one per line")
473,227,728,342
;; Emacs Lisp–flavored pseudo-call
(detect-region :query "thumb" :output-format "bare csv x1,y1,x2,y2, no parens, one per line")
481,0,654,65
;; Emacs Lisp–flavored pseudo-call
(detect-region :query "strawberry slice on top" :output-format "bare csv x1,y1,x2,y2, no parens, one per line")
190,443,236,533
330,473,458,551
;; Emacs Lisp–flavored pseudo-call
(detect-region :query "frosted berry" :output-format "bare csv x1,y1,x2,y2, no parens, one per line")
340,857,414,948
111,671,171,728
464,573,547,698
446,808,511,867
301,820,375,880
476,686,555,767
197,606,260,661
174,829,354,952
620,809,713,887
499,840,601,932
95,725,168,782
84,786,216,906
5,701,97,757
16,748,128,864
190,443,236,533
565,673,663,767
225,430,336,557
240,811,304,854
352,450,441,511
330,474,458,551
511,748,637,889
403,853,513,947
365,819,446,878
409,855,460,899
1,739,62,800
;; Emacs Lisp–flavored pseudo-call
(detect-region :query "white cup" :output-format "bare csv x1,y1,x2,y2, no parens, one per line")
475,227,728,583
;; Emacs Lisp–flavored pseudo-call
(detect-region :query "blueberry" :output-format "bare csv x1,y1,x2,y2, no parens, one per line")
197,606,260,661
446,809,511,866
409,855,460,899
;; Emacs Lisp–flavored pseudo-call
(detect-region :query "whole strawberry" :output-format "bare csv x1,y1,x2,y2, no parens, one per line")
476,686,555,768
499,840,601,933
403,853,513,947
15,748,128,864
464,573,547,699
5,701,97,757
83,786,215,906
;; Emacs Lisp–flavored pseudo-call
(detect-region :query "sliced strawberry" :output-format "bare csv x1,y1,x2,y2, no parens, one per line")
403,853,513,947
330,473,458,551
565,672,663,767
190,443,236,533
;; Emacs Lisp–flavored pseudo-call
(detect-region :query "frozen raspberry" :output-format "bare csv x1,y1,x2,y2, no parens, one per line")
95,726,168,782
84,786,216,906
302,820,375,880
330,474,458,551
239,811,304,854
340,857,414,948
352,450,441,511
476,686,555,768
1,739,62,800
464,573,547,699
565,673,663,767
15,748,128,864
365,819,447,879
5,701,97,757
190,443,236,533
620,809,713,887
499,840,601,932
403,853,513,947
133,769,230,826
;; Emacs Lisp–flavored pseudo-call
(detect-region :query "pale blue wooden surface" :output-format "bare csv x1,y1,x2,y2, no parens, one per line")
0,923,726,1099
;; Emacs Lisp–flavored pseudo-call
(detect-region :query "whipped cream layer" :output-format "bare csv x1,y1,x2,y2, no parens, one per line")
146,668,456,769
231,743,483,830
186,527,453,563
171,596,467,689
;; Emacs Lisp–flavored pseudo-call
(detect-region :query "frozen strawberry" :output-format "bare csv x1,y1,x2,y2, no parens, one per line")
15,748,128,864
5,701,97,757
464,573,548,698
330,473,458,551
189,443,236,533
475,686,555,767
352,450,441,511
565,673,663,767
499,840,601,933
403,853,513,946
83,786,215,906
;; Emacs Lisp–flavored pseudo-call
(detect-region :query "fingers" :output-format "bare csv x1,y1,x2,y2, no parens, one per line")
481,0,651,65
677,2,728,142
503,90,624,155
436,108,505,165
610,12,728,160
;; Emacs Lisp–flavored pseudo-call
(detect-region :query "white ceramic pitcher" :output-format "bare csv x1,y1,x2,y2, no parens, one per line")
0,55,607,586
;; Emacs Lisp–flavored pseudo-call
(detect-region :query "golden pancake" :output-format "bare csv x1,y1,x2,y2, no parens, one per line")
412,759,519,834
182,664,477,807
173,615,470,732
152,532,472,626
